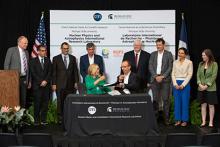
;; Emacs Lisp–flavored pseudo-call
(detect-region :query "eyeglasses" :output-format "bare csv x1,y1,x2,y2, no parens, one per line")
40,50,46,52
62,48,69,50
121,66,129,68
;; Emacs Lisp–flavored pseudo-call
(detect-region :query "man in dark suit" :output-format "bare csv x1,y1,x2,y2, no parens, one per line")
30,45,52,125
52,42,79,123
122,38,150,92
149,38,173,125
115,60,140,94
80,42,104,82
4,36,30,108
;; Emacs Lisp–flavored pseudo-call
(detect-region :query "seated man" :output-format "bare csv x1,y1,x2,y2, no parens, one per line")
115,60,140,94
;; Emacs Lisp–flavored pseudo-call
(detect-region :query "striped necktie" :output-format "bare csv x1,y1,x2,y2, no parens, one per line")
64,55,67,69
22,51,27,74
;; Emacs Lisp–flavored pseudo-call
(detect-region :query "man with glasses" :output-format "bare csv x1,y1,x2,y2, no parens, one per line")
52,42,79,124
30,45,52,125
115,60,140,94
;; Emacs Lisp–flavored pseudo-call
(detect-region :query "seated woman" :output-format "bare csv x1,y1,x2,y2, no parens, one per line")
85,64,111,94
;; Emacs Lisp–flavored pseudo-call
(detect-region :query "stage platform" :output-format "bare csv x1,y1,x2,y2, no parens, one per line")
16,122,219,147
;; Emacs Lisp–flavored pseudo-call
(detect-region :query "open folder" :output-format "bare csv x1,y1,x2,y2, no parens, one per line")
103,82,117,87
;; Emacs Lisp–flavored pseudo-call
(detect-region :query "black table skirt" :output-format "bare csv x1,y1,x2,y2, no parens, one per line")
64,93,159,137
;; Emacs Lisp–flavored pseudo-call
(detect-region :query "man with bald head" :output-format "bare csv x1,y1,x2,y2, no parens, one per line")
115,60,140,94
4,36,30,108
122,38,150,92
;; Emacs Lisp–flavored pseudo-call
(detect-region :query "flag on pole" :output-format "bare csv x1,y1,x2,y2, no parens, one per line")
31,12,47,58
178,13,188,50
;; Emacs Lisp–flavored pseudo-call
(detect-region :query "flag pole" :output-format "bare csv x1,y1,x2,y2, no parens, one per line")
181,12,184,20
41,11,44,17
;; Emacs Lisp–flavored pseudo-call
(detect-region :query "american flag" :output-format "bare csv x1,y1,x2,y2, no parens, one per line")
31,12,47,58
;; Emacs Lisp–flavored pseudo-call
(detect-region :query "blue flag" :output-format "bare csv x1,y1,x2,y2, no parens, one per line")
178,13,188,50
31,12,47,58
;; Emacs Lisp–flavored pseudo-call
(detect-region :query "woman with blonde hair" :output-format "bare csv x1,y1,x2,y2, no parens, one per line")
85,64,111,94
197,49,218,127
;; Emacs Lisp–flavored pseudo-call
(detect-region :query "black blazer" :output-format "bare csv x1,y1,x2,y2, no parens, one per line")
80,54,104,82
122,50,150,89
30,56,52,90
52,54,79,90
115,72,140,94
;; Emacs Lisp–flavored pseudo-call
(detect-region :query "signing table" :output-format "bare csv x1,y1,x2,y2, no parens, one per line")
64,94,158,137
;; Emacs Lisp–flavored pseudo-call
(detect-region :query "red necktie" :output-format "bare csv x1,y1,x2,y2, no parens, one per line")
135,53,138,68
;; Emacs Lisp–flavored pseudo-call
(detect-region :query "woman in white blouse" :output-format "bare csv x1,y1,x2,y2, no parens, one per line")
172,47,193,127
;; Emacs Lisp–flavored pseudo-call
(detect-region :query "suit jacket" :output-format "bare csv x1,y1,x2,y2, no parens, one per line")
30,57,52,90
115,72,140,94
4,46,30,82
80,54,104,82
149,50,173,83
122,50,150,89
52,54,79,90
197,61,218,91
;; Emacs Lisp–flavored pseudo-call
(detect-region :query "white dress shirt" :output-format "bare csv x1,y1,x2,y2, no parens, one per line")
62,54,69,68
124,71,131,84
38,56,44,62
18,46,27,76
134,50,141,67
88,55,94,65
156,50,164,75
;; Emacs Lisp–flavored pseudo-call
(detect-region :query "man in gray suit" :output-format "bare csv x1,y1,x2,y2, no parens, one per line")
4,36,30,108
149,38,173,125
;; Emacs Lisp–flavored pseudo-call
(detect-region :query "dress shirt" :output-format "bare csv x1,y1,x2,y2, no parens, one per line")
156,50,164,75
88,55,94,65
134,50,141,67
18,46,27,76
62,54,69,68
124,71,131,84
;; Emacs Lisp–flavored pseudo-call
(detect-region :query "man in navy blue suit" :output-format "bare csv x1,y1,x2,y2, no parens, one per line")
30,45,52,125
122,38,150,92
80,42,104,82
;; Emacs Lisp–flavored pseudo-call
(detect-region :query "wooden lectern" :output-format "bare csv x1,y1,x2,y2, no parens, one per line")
0,70,19,108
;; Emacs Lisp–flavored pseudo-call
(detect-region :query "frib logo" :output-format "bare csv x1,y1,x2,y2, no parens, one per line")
113,49,124,57
93,13,102,21
102,48,109,58
88,106,96,115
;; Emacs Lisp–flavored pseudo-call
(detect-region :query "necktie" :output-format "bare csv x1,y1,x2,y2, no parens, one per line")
135,53,138,68
22,51,27,74
41,58,44,70
64,55,67,69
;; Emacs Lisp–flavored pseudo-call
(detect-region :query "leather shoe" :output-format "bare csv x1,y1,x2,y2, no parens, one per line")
208,124,214,128
200,123,206,128
41,122,48,125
